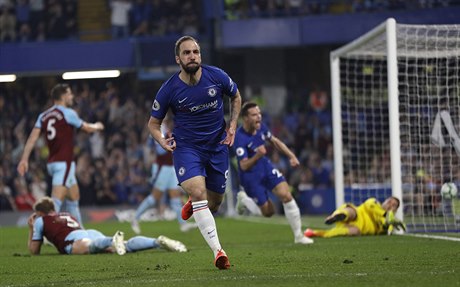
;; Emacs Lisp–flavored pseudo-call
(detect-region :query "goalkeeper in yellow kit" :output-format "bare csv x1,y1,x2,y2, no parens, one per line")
304,196,405,238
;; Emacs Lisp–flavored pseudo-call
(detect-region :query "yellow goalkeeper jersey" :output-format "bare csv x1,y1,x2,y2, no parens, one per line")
343,198,387,235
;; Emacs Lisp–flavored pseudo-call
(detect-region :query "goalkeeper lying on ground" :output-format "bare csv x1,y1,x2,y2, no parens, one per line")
304,196,405,238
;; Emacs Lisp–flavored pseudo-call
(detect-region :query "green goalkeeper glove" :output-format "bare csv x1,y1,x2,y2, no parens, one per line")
385,211,406,235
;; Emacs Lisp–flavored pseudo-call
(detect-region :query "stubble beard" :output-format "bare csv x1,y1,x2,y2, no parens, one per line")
181,61,200,75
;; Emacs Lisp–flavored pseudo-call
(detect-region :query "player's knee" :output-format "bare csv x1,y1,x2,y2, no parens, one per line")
260,202,275,217
273,184,293,203
262,210,274,217
279,192,293,203
188,188,207,200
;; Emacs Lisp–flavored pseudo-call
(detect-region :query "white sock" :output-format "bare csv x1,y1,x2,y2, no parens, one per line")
283,199,303,239
192,200,222,257
240,193,262,215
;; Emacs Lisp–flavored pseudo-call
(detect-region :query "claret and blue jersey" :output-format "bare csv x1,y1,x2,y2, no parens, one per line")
35,105,83,163
151,64,238,148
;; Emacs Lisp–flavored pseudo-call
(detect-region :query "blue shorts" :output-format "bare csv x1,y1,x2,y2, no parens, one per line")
47,161,77,188
173,144,229,194
64,229,105,254
152,164,179,191
240,164,285,205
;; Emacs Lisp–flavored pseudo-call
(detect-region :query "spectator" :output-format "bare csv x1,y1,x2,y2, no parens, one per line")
0,178,16,211
249,0,270,18
29,172,47,201
0,6,16,42
111,168,130,204
307,151,332,188
224,0,246,20
34,20,46,41
47,2,67,39
29,0,45,29
285,0,306,16
130,0,152,37
64,0,77,39
93,160,118,205
15,0,30,27
14,179,36,211
18,22,32,42
180,0,199,36
110,0,132,39
309,84,328,112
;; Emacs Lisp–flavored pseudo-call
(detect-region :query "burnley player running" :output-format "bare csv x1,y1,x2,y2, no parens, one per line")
233,102,313,244
148,36,242,270
28,197,187,255
17,83,104,226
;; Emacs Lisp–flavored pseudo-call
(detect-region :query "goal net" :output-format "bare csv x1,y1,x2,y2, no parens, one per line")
331,18,460,233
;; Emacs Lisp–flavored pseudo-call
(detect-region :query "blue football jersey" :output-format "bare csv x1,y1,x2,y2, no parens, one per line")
151,65,238,148
234,123,273,176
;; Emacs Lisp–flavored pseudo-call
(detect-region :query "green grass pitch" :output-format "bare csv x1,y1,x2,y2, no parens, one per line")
0,216,458,287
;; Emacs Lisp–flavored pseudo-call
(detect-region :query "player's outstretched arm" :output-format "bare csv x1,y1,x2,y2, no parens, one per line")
269,136,300,167
81,121,104,133
17,128,41,176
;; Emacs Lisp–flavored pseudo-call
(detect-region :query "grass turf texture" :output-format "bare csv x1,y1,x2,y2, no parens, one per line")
0,216,458,287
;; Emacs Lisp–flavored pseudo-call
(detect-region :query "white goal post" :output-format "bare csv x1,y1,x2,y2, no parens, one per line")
331,18,460,233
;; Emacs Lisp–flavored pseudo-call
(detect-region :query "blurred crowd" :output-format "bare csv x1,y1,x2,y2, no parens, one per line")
223,0,457,20
109,0,201,39
2,0,458,43
0,77,334,212
0,0,201,42
0,0,77,42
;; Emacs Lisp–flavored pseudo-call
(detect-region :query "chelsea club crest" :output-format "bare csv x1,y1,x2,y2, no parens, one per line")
207,88,217,97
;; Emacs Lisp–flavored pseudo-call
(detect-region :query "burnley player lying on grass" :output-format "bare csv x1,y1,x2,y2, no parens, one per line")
28,197,187,255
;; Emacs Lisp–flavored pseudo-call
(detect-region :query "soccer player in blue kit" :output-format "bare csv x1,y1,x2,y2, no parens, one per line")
147,36,242,270
234,102,314,244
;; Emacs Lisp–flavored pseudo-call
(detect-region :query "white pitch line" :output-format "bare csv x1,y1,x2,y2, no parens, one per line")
234,216,460,242
403,233,460,242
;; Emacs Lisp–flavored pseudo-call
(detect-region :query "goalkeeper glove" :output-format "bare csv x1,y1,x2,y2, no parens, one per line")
385,211,406,235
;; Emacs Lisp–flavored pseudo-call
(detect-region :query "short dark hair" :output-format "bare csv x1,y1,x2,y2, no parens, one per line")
389,196,400,208
50,83,70,101
34,197,55,214
241,101,258,117
175,35,199,57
